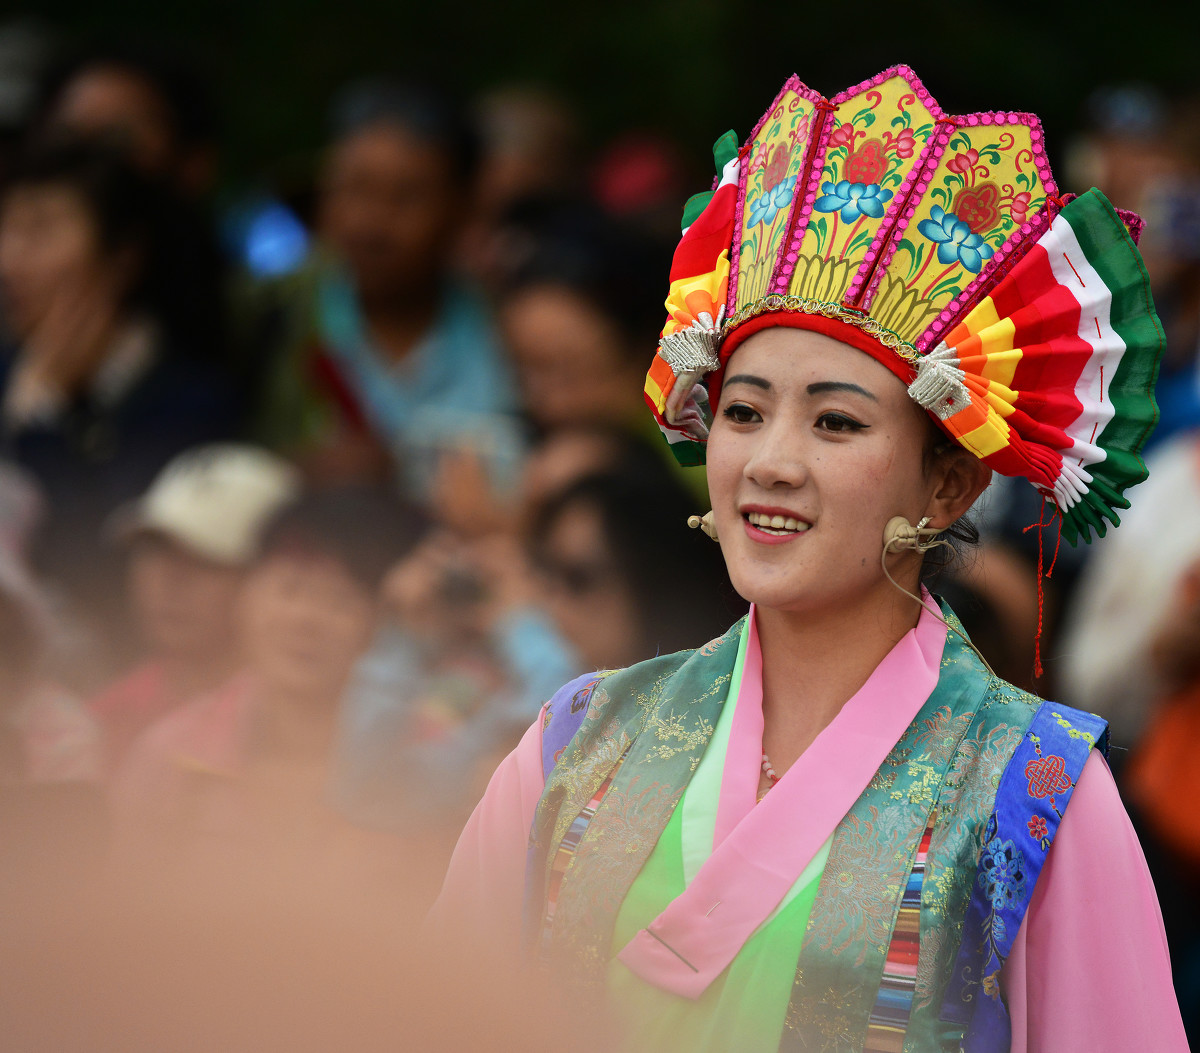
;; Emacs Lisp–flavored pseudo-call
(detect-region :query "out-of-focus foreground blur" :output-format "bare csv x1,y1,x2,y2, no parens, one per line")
0,2,1196,1048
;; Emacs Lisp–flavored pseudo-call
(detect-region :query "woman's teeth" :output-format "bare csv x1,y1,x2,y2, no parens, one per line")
747,512,810,535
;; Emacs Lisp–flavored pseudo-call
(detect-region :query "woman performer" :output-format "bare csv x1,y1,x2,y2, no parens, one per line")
431,67,1188,1052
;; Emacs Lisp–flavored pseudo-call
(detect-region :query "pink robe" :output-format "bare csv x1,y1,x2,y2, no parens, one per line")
432,637,1188,1051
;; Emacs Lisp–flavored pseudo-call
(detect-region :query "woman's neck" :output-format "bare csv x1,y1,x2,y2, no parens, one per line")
756,582,923,773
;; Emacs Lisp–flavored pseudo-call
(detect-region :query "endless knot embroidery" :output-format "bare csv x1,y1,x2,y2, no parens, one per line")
1023,755,1070,799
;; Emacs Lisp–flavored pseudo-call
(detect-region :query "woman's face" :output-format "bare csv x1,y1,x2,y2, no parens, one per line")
52,66,177,177
706,326,940,616
128,535,245,661
0,185,103,338
317,123,458,303
238,553,375,706
501,285,645,430
537,501,641,670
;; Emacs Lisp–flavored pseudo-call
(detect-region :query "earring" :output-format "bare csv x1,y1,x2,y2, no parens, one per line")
687,510,719,542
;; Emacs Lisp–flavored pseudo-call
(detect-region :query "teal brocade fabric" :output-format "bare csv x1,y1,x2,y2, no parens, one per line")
525,607,1085,1052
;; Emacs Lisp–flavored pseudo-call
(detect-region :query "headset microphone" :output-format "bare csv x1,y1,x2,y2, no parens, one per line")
883,515,942,554
880,515,996,676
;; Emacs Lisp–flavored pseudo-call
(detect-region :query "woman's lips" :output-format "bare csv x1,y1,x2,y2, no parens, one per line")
741,508,812,545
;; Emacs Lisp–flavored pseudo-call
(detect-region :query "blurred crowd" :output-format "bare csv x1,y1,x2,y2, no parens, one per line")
0,24,1197,1049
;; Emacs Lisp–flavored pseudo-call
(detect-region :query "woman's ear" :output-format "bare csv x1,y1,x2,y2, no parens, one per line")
925,447,992,529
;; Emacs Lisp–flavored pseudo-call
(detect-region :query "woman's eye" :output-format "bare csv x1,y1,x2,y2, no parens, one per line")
816,412,866,433
722,402,761,425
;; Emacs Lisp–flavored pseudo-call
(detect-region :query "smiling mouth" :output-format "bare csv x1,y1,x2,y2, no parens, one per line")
745,511,811,536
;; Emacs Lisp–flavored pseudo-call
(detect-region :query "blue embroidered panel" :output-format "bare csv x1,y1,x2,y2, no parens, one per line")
942,701,1109,1051
520,671,601,948
539,671,604,781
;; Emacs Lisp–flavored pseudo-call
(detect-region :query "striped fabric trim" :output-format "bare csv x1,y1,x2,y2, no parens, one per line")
538,752,629,957
862,808,938,1053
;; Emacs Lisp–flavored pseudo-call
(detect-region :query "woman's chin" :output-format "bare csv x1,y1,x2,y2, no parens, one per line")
728,570,886,618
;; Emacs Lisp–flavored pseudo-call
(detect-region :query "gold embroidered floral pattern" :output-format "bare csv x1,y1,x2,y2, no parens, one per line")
552,776,678,939
809,806,905,965
785,604,1042,1050
530,622,743,981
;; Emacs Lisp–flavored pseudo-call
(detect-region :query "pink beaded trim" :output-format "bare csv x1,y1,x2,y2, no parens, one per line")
721,71,1072,356
828,63,922,106
851,133,953,311
1115,206,1145,244
727,75,806,314
834,67,940,292
775,66,940,300
916,113,1060,351
770,99,836,295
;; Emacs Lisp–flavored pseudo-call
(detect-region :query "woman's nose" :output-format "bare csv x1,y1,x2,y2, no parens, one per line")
742,420,810,489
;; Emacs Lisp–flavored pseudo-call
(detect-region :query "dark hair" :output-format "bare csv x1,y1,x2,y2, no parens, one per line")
932,575,1021,684
496,195,670,359
258,486,426,593
328,77,480,187
919,418,982,580
530,458,745,658
36,41,218,149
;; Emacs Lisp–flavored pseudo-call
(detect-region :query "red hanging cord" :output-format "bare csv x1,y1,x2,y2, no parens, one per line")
1046,516,1064,580
1021,499,1057,682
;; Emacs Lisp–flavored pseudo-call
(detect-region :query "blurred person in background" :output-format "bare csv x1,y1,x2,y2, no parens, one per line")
110,486,419,871
497,198,668,439
327,429,602,838
331,435,742,838
89,444,301,774
246,77,519,497
1120,549,1200,1046
493,198,710,515
0,459,99,784
1066,84,1200,445
31,40,230,370
34,41,218,199
529,464,743,673
1056,90,1200,746
459,83,582,290
373,202,686,600
0,138,239,686
1059,429,1200,756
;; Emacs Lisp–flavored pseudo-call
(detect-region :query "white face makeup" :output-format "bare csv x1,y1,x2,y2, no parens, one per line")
705,326,941,617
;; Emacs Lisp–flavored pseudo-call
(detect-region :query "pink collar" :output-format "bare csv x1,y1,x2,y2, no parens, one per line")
616,600,946,998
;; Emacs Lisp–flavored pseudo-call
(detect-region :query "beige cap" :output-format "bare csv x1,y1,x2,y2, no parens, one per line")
113,444,302,565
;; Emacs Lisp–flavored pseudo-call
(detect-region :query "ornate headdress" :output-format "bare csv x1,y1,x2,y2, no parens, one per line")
644,65,1164,543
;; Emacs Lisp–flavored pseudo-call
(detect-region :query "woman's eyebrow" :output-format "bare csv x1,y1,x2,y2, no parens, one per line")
723,374,771,391
806,380,878,401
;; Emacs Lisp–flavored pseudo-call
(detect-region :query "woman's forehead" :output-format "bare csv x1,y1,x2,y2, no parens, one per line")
722,327,906,395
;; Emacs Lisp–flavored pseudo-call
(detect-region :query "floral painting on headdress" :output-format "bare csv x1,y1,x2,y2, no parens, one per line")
735,84,817,304
875,125,1050,344
788,74,937,309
